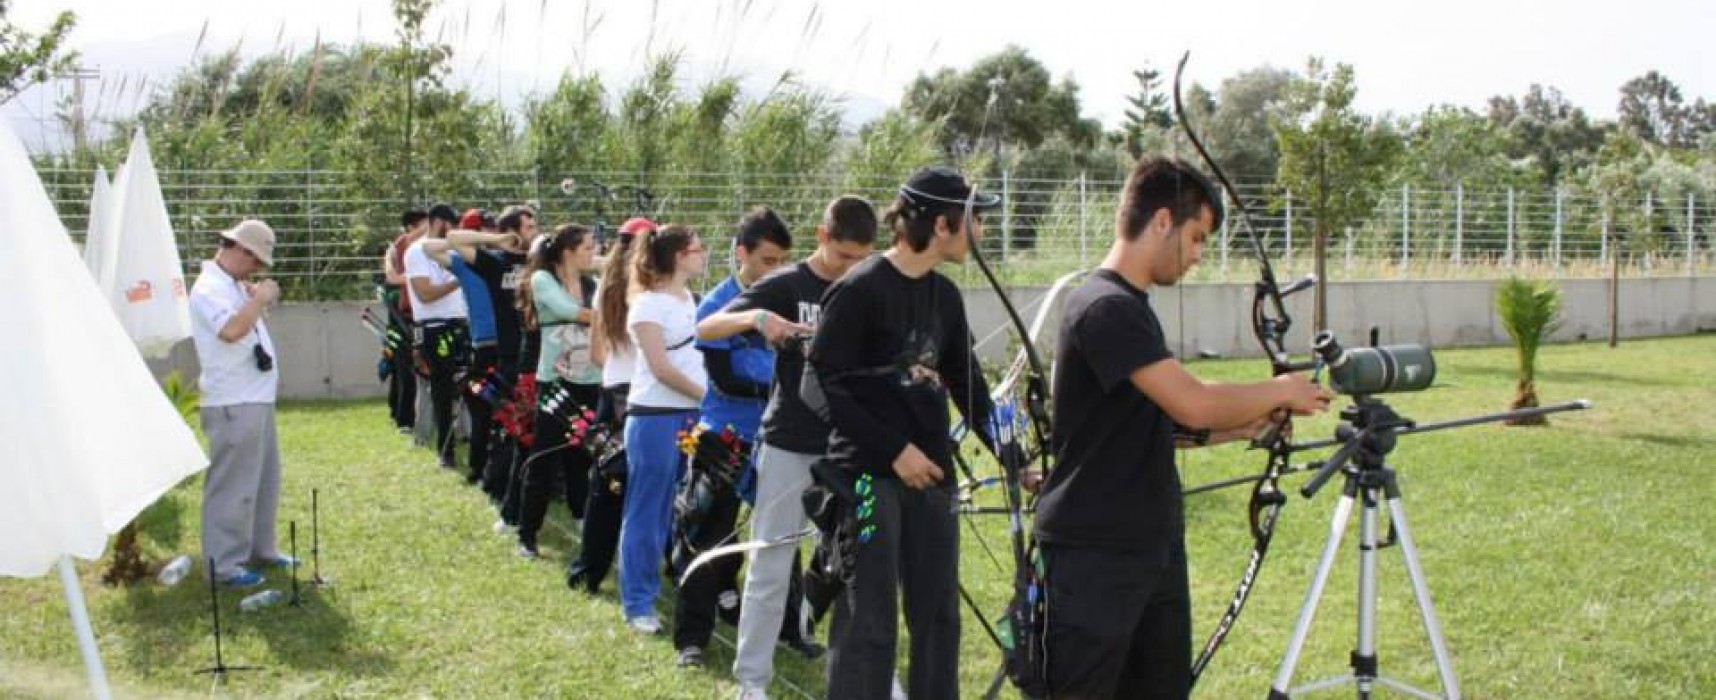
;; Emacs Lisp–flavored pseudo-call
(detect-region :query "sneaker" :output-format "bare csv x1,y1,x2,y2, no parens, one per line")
492,519,516,535
254,555,300,570
676,645,705,668
891,675,907,700
217,568,265,588
566,562,599,593
627,615,662,635
735,686,770,700
780,637,825,660
517,544,540,560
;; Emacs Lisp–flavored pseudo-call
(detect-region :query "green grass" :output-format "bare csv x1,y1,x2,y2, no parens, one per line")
3,336,1714,698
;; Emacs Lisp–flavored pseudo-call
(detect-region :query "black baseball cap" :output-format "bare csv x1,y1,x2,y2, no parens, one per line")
899,166,1001,211
427,203,459,223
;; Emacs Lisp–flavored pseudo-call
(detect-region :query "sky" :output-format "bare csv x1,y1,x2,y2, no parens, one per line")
7,0,1713,151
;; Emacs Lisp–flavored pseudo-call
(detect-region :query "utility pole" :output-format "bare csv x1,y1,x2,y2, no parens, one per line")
64,66,101,153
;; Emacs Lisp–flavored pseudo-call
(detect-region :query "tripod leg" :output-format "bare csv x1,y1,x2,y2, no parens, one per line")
1386,496,1462,700
1356,489,1381,698
1270,492,1358,697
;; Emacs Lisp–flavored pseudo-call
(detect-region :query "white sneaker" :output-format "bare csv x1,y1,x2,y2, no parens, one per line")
627,615,662,635
735,686,770,700
890,675,908,700
492,519,515,535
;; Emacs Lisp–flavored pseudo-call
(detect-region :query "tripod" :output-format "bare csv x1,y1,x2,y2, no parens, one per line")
1270,397,1458,700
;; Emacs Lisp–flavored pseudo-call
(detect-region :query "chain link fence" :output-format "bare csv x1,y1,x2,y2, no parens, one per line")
38,168,1715,299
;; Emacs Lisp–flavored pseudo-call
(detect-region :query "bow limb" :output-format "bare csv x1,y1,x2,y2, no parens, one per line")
674,527,817,587
1175,52,1307,687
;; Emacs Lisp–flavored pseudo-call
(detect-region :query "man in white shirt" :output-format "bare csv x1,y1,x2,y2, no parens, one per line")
188,220,289,588
405,203,470,467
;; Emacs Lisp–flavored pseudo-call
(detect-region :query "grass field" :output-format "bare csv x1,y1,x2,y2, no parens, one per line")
2,336,1713,699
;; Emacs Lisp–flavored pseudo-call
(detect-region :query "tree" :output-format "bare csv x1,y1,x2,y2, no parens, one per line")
0,0,76,105
1398,105,1529,187
901,45,1100,161
1486,84,1606,186
523,72,614,178
1204,66,1294,181
1617,70,1706,148
1272,58,1402,329
1118,66,1172,159
1495,277,1562,425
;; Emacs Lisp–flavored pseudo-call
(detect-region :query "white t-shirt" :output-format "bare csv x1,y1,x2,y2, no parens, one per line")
596,279,637,388
626,290,705,410
403,239,467,322
189,260,278,407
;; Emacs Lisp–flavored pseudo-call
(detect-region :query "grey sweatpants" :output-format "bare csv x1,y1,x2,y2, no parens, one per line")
200,403,284,578
733,444,817,689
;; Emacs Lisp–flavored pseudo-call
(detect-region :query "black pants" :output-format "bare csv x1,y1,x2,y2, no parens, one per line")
465,345,500,483
569,384,629,591
387,325,416,428
482,357,521,502
497,372,535,525
518,380,600,549
827,477,960,700
673,474,744,650
416,321,470,467
387,353,416,427
1042,542,1191,700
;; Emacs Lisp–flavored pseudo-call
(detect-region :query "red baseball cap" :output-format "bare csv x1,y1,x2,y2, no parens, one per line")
460,208,496,230
618,217,656,237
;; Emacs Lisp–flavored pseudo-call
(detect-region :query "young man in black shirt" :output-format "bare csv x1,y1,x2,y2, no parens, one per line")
697,196,877,699
806,167,1012,700
433,205,539,492
1032,157,1331,699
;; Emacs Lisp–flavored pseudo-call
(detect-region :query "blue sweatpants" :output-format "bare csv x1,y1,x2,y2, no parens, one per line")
618,410,696,619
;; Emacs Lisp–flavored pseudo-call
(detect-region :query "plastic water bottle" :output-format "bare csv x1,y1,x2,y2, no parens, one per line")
238,589,284,612
156,555,193,587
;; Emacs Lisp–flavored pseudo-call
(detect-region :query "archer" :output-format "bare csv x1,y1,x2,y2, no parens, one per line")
1032,157,1331,699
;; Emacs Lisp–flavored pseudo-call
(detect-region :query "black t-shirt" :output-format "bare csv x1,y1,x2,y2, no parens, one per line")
725,261,835,453
472,250,527,360
807,255,994,481
1033,269,1180,552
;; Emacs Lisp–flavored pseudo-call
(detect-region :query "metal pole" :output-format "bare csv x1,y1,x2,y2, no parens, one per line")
1345,226,1355,274
1285,188,1294,267
1001,168,1012,263
1600,205,1609,265
1454,183,1464,266
1645,192,1654,273
1078,171,1088,268
1553,188,1564,269
1687,192,1695,276
1400,184,1410,273
60,556,114,700
1220,185,1230,274
1505,187,1516,267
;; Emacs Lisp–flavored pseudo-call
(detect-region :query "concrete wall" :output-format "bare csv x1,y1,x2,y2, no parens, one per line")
964,275,1716,365
154,277,1714,400
148,303,394,401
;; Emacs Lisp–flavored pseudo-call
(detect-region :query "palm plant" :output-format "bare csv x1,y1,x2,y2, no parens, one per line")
1496,277,1563,426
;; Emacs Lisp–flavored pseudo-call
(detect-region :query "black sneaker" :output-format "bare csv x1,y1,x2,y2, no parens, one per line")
781,637,825,660
565,563,593,593
676,646,705,668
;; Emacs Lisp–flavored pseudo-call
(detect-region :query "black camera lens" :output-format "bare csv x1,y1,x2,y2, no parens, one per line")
254,343,275,372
